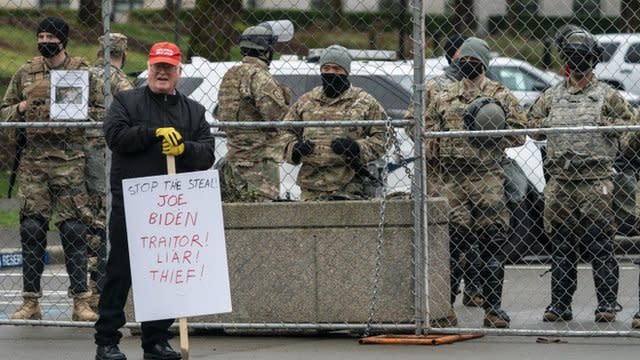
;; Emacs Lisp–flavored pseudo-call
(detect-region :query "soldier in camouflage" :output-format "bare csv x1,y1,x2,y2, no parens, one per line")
405,34,485,312
528,27,636,324
282,45,387,201
86,32,134,312
217,23,291,202
0,16,105,322
425,37,527,328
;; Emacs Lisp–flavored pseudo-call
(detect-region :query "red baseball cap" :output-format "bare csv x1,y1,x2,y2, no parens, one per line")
148,42,181,66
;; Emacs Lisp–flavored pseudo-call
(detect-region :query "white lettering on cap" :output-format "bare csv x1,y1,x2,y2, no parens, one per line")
154,48,175,56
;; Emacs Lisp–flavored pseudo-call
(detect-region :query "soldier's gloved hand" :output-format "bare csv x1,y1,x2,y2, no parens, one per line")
155,127,183,146
331,138,360,158
279,84,293,105
162,139,185,156
292,140,315,163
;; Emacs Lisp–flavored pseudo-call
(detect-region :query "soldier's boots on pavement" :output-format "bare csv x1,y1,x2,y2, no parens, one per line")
483,309,510,328
73,293,99,321
632,312,640,329
95,344,127,360
543,304,573,322
462,291,484,307
594,304,617,323
11,296,42,320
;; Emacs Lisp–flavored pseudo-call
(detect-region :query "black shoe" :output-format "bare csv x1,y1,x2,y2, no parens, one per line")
143,342,182,360
543,304,573,322
96,344,126,360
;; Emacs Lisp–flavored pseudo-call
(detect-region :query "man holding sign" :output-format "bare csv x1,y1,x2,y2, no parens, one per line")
94,42,215,360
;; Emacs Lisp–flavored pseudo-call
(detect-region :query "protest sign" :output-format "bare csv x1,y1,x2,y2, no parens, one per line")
122,169,231,322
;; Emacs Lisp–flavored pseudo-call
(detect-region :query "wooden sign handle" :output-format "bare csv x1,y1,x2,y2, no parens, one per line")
166,155,188,360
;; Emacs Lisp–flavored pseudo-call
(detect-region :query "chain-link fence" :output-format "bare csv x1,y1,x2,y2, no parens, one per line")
0,0,640,338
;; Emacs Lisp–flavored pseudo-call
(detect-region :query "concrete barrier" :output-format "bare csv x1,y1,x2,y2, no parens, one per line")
124,198,451,329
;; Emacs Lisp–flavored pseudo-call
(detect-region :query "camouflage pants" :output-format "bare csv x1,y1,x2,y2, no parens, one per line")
18,157,93,224
543,177,615,234
440,167,509,232
221,158,280,202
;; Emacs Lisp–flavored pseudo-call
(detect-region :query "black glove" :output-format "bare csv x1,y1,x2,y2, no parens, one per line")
292,140,315,163
331,138,360,158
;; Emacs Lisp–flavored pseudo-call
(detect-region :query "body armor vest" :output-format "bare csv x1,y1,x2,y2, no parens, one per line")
23,56,86,144
217,62,279,161
545,81,615,179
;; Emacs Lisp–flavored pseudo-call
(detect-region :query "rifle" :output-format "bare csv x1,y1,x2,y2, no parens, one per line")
7,112,27,198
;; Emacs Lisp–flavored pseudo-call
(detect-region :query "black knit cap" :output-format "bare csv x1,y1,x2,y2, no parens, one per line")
37,16,69,47
444,34,467,65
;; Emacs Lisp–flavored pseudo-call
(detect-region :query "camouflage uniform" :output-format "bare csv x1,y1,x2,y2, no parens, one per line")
0,54,105,302
528,78,635,320
86,33,133,304
406,68,488,309
427,77,526,324
405,68,459,197
217,56,289,202
282,86,387,201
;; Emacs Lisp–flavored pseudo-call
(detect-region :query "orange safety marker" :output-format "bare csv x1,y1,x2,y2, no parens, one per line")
359,333,483,346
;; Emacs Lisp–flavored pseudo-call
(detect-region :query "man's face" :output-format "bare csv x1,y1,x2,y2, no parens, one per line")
147,62,181,94
37,32,60,44
320,63,348,76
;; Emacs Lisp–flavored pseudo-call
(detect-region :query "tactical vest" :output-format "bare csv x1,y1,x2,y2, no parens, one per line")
23,56,87,144
436,87,506,168
545,81,616,179
217,62,279,161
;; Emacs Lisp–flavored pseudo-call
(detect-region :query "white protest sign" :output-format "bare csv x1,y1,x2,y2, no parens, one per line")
122,170,231,322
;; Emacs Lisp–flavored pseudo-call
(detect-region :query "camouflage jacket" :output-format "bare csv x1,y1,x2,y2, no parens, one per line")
282,86,387,192
528,78,637,180
0,54,105,160
405,70,458,142
425,77,527,168
217,56,288,162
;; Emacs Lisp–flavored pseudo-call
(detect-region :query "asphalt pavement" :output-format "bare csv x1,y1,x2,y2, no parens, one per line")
0,325,640,360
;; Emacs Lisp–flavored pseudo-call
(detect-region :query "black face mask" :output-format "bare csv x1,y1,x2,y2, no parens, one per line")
457,60,484,80
567,53,593,75
38,42,63,58
321,73,350,98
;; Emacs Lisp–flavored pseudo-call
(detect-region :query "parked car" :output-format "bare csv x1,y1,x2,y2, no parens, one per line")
594,33,640,95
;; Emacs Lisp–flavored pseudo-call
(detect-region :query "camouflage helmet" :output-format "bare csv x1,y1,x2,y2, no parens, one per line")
559,27,603,62
239,23,277,52
98,33,128,53
463,97,506,148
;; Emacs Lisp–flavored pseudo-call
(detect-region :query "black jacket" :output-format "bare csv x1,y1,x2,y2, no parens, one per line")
104,86,215,208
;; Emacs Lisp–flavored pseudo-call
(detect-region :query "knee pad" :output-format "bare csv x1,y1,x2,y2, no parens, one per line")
20,217,48,243
585,221,614,259
58,220,87,244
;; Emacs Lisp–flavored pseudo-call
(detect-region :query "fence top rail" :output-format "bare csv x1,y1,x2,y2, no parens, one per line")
0,120,412,129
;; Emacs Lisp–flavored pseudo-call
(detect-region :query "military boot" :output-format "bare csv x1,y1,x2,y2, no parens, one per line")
11,295,41,320
484,309,511,328
588,224,619,323
543,225,576,322
88,280,101,313
480,224,510,328
632,312,640,329
73,293,99,321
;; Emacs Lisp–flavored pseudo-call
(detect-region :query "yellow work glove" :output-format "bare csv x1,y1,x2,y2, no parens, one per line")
155,127,183,146
162,139,185,156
